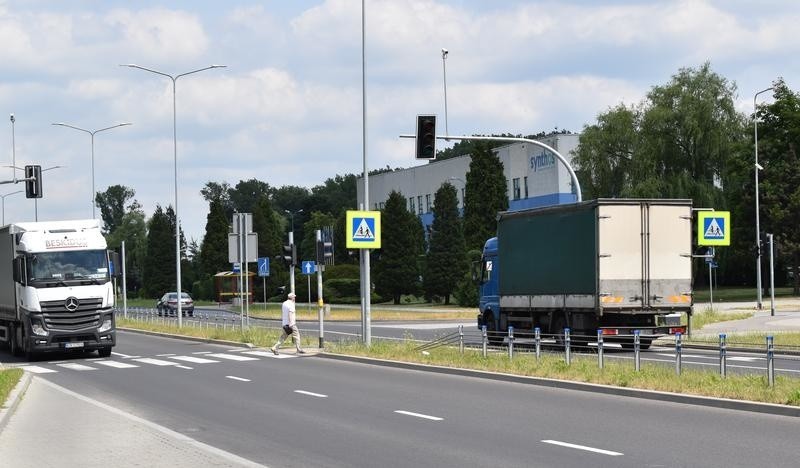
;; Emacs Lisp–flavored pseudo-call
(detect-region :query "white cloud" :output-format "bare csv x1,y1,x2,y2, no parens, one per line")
105,8,209,62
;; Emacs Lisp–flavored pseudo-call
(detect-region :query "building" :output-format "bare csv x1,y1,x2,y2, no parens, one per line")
357,133,580,228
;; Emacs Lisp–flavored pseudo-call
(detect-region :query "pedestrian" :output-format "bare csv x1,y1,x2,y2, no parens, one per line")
271,292,305,355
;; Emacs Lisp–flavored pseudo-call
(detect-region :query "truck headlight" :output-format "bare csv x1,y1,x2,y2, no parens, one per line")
31,319,49,336
98,317,113,333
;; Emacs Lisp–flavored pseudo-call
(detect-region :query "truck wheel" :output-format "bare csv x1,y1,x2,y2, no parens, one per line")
97,347,112,358
21,328,34,361
484,311,503,345
10,324,21,357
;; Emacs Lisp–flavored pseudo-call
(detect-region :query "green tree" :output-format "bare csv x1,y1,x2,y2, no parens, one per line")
142,205,174,297
373,191,422,304
463,142,508,252
198,199,230,277
106,209,147,296
95,185,140,234
424,183,466,304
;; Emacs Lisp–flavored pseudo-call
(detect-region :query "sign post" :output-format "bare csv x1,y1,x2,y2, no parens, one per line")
346,210,381,345
257,257,270,311
229,213,258,330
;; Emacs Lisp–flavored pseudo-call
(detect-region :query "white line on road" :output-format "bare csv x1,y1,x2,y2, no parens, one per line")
19,365,57,374
111,351,137,358
294,390,327,398
243,350,293,359
57,363,96,371
175,365,194,370
207,353,259,361
394,410,443,421
226,376,251,382
156,353,176,357
133,358,179,366
95,360,139,369
170,356,220,364
192,351,213,355
541,440,623,456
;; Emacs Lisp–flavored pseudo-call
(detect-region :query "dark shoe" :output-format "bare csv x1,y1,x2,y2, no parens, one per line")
297,349,306,354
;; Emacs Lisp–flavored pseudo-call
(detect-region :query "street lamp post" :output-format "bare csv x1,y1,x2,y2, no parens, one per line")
441,48,449,137
0,190,23,225
754,86,773,310
52,123,131,219
284,209,303,294
123,63,226,327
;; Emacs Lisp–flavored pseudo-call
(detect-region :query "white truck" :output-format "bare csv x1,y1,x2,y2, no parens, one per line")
0,219,118,359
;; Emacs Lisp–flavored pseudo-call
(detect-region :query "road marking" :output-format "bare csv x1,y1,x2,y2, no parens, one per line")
133,358,179,366
394,410,443,421
156,353,176,357
295,390,327,398
57,363,96,371
170,355,220,364
192,351,213,355
541,440,623,456
95,360,139,369
226,376,251,382
243,350,294,359
175,365,194,370
19,365,57,374
207,353,259,361
112,352,141,359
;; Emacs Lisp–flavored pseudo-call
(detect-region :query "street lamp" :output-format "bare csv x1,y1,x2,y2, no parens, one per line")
52,122,131,219
0,190,23,225
754,86,773,310
123,63,226,327
284,209,303,294
441,48,449,138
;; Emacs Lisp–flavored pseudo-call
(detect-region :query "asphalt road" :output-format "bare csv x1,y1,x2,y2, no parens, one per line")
3,331,799,467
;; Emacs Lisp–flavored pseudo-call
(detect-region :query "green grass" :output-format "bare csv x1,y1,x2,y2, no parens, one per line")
693,286,798,303
690,308,755,329
0,368,23,408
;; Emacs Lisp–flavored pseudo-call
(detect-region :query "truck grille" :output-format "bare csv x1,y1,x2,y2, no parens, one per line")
40,298,104,331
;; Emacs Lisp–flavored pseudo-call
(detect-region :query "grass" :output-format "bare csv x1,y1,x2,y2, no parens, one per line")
0,368,24,408
694,286,798,303
689,308,755,329
118,317,800,407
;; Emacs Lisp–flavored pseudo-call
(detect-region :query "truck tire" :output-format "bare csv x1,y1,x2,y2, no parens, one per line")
97,347,112,358
484,311,503,345
10,324,21,357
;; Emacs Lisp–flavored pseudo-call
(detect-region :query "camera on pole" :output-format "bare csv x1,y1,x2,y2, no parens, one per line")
415,115,437,160
24,165,42,199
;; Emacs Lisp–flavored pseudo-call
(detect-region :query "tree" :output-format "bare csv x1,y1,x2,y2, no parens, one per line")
373,191,422,304
95,185,140,234
424,183,466,304
198,199,230,277
142,205,174,297
106,209,147,296
463,142,508,252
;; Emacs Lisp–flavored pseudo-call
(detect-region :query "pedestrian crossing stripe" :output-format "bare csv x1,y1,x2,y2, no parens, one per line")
346,210,382,249
697,211,730,246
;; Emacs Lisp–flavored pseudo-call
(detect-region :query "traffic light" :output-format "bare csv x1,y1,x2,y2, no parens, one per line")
415,115,436,160
24,165,42,199
283,243,297,266
316,239,333,265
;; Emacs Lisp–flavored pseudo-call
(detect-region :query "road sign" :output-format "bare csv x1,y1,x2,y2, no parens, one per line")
232,262,241,273
346,210,381,249
257,257,270,277
301,260,316,275
698,211,730,246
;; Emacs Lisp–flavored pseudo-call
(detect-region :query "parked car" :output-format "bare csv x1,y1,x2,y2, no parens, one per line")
156,292,195,317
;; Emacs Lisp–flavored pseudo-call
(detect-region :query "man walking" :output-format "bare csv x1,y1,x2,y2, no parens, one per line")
271,292,305,355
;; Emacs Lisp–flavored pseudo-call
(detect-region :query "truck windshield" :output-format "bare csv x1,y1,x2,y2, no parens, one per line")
26,250,109,285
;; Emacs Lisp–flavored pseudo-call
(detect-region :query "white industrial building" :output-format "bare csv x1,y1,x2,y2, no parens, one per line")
356,133,581,228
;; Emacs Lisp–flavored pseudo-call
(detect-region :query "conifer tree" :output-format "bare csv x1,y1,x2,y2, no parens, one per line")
424,183,466,304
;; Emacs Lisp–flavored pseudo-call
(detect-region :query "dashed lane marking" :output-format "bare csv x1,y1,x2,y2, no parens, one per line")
394,410,443,421
295,390,327,398
541,440,623,456
226,376,251,382
170,356,220,364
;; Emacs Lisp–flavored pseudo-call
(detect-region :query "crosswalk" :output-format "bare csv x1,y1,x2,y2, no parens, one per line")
13,349,297,375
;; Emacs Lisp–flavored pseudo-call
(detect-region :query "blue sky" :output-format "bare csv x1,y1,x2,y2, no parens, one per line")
0,0,796,242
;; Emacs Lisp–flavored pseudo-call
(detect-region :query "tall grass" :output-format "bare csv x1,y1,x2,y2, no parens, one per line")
0,368,23,407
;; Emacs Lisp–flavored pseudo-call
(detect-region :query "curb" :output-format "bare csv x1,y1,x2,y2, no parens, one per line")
117,327,254,349
0,371,32,433
318,352,800,418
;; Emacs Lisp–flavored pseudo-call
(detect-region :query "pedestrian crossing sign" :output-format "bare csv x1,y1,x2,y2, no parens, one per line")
698,211,730,246
346,210,381,249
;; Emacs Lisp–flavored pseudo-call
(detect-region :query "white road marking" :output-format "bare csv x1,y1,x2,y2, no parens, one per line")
207,353,259,361
170,355,220,364
156,353,176,357
175,365,194,370
19,365,57,374
133,358,179,366
394,410,443,421
294,390,327,398
57,363,96,371
226,376,251,382
192,351,213,355
728,356,762,362
376,322,474,330
111,352,141,359
94,360,139,369
243,350,294,359
541,440,623,456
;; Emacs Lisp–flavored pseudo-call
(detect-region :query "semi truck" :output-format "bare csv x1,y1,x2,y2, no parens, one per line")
477,199,692,348
0,219,119,359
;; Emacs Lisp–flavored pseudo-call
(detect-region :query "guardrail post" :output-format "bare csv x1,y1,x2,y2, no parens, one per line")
719,333,727,378
634,330,641,372
481,325,487,358
565,328,571,366
597,329,604,370
767,335,774,387
508,326,514,360
458,325,464,355
534,327,541,361
675,332,682,376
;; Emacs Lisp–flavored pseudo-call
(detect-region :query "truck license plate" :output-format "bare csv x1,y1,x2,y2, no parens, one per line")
64,342,84,349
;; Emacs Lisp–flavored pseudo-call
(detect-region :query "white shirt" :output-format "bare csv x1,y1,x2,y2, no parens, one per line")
281,298,296,327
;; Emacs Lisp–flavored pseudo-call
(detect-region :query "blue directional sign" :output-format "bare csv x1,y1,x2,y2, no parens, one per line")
232,262,241,273
301,260,316,275
257,257,270,277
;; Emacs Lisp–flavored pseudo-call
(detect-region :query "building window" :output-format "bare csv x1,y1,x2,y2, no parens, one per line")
524,176,529,198
426,194,432,212
417,196,423,215
409,197,415,213
512,178,521,200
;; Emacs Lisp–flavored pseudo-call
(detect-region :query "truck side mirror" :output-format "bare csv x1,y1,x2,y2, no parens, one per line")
471,260,480,283
108,251,121,279
12,256,25,284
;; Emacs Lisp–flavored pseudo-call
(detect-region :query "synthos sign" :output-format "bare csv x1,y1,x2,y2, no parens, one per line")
530,152,555,172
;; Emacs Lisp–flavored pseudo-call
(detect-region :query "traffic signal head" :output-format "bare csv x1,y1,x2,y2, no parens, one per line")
415,115,436,160
283,243,297,266
25,165,42,199
316,239,333,265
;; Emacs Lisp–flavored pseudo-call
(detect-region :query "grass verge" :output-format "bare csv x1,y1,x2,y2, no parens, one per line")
0,368,23,408
690,308,755,329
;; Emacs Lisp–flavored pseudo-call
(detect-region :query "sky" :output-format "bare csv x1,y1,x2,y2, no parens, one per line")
0,0,797,243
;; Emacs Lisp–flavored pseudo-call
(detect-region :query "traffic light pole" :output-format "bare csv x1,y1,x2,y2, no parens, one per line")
288,231,296,294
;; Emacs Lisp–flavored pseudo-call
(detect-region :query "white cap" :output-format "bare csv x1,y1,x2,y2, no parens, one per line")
287,292,296,299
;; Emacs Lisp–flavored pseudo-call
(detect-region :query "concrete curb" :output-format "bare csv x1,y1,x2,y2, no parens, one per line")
117,327,254,349
0,371,32,433
318,352,800,418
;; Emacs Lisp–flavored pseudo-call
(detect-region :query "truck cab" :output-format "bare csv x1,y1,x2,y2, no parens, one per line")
477,237,499,333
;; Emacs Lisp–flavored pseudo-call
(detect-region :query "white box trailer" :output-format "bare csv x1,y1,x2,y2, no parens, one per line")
0,219,119,359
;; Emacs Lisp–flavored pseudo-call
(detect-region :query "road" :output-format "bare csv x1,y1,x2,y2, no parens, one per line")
2,331,799,467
